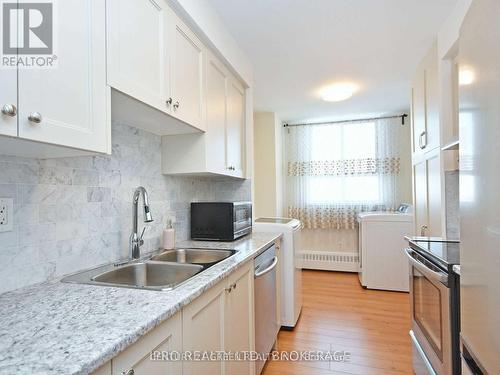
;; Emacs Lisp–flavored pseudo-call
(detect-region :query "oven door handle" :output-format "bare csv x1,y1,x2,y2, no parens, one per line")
404,248,448,285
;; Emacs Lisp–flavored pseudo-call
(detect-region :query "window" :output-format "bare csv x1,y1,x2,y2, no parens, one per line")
285,117,402,229
307,122,379,204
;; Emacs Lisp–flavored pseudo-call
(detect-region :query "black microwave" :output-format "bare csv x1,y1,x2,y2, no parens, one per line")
191,202,252,241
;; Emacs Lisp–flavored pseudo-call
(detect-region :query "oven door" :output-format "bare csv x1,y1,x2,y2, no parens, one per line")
405,248,452,375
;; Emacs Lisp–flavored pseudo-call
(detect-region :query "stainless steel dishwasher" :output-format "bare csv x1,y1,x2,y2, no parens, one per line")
254,243,279,375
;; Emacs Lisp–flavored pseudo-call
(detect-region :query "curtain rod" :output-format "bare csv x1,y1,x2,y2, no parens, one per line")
283,114,408,127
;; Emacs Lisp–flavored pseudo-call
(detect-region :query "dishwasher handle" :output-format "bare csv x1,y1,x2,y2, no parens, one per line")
255,256,278,278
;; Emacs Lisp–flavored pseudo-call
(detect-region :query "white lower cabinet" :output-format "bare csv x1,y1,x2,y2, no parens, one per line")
413,149,443,237
183,262,254,375
111,312,183,375
95,262,255,375
223,263,255,375
182,278,225,375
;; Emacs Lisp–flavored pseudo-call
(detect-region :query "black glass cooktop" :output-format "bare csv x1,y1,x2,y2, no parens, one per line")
407,237,460,272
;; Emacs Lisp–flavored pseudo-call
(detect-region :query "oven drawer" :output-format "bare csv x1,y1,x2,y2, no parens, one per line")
411,330,438,375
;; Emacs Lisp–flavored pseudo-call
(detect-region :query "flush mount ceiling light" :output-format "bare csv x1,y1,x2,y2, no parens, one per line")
320,83,358,102
459,68,475,86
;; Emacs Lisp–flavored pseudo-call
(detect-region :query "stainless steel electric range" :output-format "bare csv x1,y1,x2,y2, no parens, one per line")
405,237,460,375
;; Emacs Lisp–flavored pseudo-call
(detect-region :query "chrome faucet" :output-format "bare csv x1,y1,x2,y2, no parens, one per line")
130,186,153,259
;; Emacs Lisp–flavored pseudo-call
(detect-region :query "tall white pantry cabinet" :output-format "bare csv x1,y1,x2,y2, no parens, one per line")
411,38,460,238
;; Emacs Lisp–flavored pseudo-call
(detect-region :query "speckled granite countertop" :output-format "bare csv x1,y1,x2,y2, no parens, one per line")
0,232,282,375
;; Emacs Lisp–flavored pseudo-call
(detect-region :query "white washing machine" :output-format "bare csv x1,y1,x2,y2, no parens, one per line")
253,218,302,328
358,208,414,292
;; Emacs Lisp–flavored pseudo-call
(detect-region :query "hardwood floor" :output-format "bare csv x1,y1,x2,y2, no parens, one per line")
262,270,412,375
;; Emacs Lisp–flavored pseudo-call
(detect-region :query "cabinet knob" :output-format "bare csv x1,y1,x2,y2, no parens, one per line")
166,97,173,105
173,101,180,110
28,112,42,124
1,104,17,117
420,225,428,236
225,283,236,293
121,370,134,375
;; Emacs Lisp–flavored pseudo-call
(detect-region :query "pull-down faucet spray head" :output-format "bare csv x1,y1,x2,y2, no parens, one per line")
130,186,153,259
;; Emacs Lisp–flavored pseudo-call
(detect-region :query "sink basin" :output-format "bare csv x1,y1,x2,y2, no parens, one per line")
92,261,202,289
61,248,236,291
151,248,236,265
63,261,203,291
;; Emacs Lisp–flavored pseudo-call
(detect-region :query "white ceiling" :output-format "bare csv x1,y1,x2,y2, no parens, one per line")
207,0,457,124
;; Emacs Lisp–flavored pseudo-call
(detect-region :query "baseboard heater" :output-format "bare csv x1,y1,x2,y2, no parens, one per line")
299,250,359,272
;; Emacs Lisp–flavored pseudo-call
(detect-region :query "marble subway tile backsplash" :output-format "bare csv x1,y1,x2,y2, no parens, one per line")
0,123,251,294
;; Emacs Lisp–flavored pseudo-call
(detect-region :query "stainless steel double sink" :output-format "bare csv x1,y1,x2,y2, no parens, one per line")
62,248,236,291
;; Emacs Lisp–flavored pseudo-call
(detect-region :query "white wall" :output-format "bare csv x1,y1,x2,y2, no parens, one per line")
253,112,283,218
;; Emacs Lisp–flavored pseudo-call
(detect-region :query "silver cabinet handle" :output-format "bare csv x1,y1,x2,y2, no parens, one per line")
419,131,427,149
227,166,236,171
420,225,428,236
121,370,134,375
173,101,179,110
166,97,172,105
28,112,42,124
1,104,17,117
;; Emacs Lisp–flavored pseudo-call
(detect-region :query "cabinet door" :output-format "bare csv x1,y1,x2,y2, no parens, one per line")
18,0,109,153
224,263,254,375
424,44,440,151
411,68,426,154
0,68,17,137
206,52,228,174
183,282,225,375
427,152,442,237
226,77,245,177
107,0,171,115
112,313,182,375
414,160,428,236
170,13,205,131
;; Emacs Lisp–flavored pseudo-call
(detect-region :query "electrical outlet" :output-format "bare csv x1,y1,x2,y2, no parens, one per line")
0,198,14,233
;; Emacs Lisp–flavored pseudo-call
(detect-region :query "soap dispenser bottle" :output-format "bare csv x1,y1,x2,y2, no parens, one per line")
163,220,175,250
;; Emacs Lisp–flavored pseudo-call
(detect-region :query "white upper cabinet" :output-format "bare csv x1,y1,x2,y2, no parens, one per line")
170,13,206,131
161,52,247,178
206,52,229,174
411,42,439,155
106,0,171,115
107,0,206,134
226,78,245,178
411,67,426,154
0,68,17,137
4,0,110,154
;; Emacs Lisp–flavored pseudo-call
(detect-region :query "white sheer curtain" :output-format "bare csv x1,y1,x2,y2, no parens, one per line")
285,117,404,230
